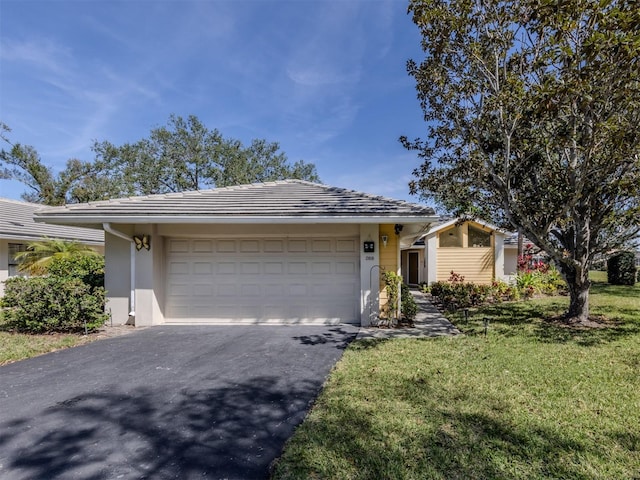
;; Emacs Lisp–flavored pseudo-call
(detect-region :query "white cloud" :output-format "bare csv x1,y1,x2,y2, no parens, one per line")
0,38,73,76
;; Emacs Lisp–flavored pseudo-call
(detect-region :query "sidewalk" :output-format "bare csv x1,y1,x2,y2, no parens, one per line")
357,290,460,340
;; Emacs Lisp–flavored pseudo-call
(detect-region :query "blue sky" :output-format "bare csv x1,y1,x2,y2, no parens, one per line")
0,0,429,203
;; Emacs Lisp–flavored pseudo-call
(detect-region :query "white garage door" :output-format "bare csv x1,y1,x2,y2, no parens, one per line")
165,236,360,324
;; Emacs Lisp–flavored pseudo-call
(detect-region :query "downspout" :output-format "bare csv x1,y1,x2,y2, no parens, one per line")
103,223,135,317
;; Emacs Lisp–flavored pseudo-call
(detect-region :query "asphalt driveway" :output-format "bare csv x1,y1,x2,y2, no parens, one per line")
0,324,358,480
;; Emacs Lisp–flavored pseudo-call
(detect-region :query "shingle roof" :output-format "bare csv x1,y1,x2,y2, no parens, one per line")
35,180,437,224
0,198,104,244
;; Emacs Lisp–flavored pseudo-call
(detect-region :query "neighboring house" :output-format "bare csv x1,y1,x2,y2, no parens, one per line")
503,232,521,280
35,181,438,327
401,218,507,285
0,198,105,296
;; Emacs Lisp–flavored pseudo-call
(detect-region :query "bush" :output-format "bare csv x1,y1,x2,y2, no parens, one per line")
401,283,418,321
607,251,637,285
46,254,105,290
1,276,108,333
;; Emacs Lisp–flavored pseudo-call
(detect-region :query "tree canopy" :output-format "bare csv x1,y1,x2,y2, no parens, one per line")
402,0,640,323
0,115,320,203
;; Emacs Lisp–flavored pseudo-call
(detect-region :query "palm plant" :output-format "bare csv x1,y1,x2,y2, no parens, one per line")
14,238,100,276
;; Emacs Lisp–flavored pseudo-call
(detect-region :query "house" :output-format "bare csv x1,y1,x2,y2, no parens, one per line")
0,198,105,296
34,181,438,327
401,218,507,285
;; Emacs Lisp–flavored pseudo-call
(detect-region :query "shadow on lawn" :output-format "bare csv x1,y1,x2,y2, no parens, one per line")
455,301,640,346
272,385,617,479
0,376,320,480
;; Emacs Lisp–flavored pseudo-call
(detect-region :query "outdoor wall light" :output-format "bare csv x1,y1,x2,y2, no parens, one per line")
381,235,389,247
394,224,404,235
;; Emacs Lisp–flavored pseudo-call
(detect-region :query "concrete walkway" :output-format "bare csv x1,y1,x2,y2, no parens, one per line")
357,290,460,340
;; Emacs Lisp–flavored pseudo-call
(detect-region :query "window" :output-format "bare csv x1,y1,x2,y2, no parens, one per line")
8,243,27,276
439,226,463,247
469,225,491,247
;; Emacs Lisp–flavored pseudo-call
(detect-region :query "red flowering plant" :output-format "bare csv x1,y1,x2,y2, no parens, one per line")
516,243,564,296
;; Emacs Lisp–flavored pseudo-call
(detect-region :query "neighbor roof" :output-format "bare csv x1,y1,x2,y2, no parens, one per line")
0,198,104,244
425,217,505,235
35,180,438,225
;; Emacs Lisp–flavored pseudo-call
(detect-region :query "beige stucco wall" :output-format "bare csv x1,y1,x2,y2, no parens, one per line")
504,247,518,277
106,222,379,326
0,240,8,297
105,228,133,325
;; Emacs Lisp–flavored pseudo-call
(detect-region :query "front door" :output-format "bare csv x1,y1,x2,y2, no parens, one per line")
408,251,419,285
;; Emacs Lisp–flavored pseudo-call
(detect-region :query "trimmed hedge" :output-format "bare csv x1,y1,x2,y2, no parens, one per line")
0,254,108,333
607,251,637,286
1,276,108,333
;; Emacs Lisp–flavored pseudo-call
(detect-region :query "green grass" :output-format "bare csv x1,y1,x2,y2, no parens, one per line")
0,315,94,366
272,276,640,479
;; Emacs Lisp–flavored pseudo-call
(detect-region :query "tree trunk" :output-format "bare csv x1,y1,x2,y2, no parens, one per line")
517,230,524,258
559,262,591,324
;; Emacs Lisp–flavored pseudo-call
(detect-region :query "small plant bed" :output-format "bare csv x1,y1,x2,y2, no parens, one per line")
271,276,640,479
0,320,138,366
0,325,93,366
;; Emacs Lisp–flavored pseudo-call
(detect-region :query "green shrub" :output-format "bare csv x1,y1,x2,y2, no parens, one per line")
401,284,418,321
381,270,403,324
607,251,637,285
1,276,108,333
46,254,105,290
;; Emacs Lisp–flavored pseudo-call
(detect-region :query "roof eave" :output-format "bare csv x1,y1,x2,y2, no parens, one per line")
0,232,104,245
35,214,440,225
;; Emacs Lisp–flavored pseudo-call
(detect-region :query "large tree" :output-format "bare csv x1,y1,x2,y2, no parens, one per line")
402,0,640,323
91,114,320,197
1,115,320,203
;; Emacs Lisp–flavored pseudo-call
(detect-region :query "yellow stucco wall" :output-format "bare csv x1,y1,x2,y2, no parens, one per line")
436,247,494,283
379,224,399,317
436,221,495,284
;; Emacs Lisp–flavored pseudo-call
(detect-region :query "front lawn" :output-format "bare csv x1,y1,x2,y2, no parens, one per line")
271,276,640,479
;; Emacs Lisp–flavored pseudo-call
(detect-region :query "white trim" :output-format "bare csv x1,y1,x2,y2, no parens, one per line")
427,218,505,235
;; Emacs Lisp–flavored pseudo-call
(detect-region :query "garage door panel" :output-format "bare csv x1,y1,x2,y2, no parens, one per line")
264,262,284,274
218,284,237,296
312,240,331,252
240,240,259,252
166,236,359,324
287,240,307,252
217,240,236,252
311,262,332,274
193,262,213,274
336,239,357,252
336,261,357,274
168,239,189,253
217,262,236,274
287,262,307,274
169,262,189,274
